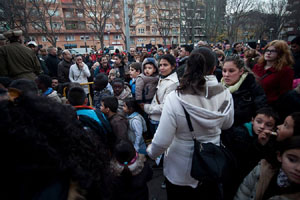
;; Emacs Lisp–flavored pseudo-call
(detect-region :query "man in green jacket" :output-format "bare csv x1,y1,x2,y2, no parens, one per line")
0,29,40,80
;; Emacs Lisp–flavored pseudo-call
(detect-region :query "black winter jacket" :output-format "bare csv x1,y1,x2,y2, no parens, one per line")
232,73,268,126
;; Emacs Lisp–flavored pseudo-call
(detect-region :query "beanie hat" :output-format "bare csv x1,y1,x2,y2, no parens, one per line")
142,57,158,70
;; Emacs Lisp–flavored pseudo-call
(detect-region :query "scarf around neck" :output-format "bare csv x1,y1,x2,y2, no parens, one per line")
221,72,248,93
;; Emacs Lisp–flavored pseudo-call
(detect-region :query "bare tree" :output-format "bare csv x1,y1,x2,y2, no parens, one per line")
30,0,62,47
180,0,207,45
0,0,34,39
76,0,116,50
286,0,300,36
225,0,256,42
203,0,226,42
152,0,179,46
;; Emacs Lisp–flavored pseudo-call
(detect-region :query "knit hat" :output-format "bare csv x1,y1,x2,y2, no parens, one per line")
142,57,158,70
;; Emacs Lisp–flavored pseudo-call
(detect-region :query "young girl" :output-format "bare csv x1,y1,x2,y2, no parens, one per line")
234,136,300,200
110,139,153,200
123,98,147,154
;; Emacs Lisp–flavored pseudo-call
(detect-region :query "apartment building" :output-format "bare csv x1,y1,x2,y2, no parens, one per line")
128,0,180,48
26,0,124,51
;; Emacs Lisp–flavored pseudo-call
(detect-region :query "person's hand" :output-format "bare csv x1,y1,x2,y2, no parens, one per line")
78,62,84,69
92,62,100,70
139,103,145,111
258,130,272,146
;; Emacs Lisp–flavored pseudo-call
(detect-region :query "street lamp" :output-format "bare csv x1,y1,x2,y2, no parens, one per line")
108,31,110,48
243,31,249,43
269,28,274,41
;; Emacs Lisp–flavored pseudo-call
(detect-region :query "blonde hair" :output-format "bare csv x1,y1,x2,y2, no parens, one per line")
258,40,294,71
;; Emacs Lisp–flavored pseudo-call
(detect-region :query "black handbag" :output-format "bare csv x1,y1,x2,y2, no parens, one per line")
182,106,237,200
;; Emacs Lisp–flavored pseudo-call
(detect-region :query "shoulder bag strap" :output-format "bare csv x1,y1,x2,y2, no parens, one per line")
259,70,272,81
182,105,196,139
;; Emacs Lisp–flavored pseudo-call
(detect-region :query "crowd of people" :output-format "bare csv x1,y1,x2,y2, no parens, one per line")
1,29,300,200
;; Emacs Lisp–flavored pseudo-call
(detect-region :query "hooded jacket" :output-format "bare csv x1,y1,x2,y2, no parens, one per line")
147,75,234,188
144,71,179,121
135,58,159,103
234,159,300,200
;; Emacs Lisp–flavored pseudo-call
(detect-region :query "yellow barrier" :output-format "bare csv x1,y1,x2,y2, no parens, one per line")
80,82,94,106
62,82,94,106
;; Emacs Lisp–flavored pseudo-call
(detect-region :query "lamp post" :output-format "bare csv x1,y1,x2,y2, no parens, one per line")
269,28,274,41
243,31,249,43
108,31,110,48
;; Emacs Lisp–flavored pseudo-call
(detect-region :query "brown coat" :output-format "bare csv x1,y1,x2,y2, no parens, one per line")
0,42,40,80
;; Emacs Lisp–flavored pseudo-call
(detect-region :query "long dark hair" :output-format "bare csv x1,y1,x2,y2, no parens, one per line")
177,52,207,94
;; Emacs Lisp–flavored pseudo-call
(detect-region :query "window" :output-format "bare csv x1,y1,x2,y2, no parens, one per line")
114,35,121,40
105,23,112,30
51,22,62,29
152,27,157,33
137,7,144,14
78,21,86,29
80,35,89,40
65,35,75,41
138,18,145,24
104,35,109,40
48,10,60,16
138,28,145,34
137,38,145,42
42,36,47,42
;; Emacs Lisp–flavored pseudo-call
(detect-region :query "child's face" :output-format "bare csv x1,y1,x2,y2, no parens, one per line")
144,64,156,76
277,148,300,184
277,116,294,141
252,114,275,135
130,67,140,79
112,82,124,96
123,103,130,114
100,102,108,114
109,73,116,81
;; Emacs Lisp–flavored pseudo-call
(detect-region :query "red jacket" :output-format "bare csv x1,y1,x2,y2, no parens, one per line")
253,64,294,104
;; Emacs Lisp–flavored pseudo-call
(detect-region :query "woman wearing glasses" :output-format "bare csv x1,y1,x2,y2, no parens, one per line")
252,40,294,107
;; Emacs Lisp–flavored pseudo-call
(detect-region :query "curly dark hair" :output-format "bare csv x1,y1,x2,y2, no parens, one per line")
0,94,112,199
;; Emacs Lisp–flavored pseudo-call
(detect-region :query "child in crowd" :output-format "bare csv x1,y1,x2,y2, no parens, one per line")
235,136,300,200
129,62,142,97
67,86,111,145
108,68,120,84
35,74,62,103
93,73,113,110
101,96,128,151
110,139,153,200
112,78,132,115
222,108,278,193
135,57,159,104
123,98,147,154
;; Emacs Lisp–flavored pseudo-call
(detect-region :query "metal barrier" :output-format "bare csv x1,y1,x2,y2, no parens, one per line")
62,82,94,106
80,82,94,106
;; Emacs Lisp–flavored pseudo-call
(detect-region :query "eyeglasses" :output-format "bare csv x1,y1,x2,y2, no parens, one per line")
265,49,277,54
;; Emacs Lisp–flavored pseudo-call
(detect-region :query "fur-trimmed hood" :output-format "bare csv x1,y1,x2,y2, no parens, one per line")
110,154,146,176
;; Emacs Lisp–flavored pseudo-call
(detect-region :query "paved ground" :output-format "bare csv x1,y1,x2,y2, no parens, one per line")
147,159,167,200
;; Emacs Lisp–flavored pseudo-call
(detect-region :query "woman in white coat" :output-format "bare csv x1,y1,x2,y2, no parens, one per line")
147,48,234,200
140,54,179,138
69,55,91,95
